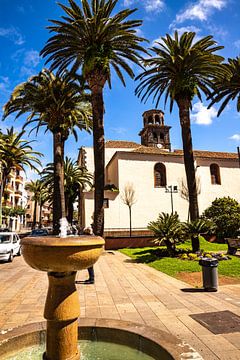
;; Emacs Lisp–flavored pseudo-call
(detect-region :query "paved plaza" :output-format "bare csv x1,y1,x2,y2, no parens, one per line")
0,251,240,359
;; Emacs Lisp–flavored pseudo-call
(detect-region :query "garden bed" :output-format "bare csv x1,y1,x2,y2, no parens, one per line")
119,237,240,285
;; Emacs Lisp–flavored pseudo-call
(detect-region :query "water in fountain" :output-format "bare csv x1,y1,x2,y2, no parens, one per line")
3,341,155,360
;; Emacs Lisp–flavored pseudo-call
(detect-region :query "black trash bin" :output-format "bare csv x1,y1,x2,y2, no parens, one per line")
199,258,218,292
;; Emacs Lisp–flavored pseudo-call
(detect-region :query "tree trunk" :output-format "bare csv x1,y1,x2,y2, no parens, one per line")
88,78,105,237
177,98,199,223
53,132,66,235
78,189,85,232
67,198,74,225
39,201,43,229
129,206,132,238
32,200,37,229
191,235,200,253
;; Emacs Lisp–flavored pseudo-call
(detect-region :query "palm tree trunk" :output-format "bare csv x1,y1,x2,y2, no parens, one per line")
33,200,37,229
177,98,199,223
53,132,66,235
78,189,85,232
67,199,74,225
39,201,43,229
90,85,105,237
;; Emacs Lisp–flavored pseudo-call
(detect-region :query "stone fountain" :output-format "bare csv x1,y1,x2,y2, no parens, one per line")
20,218,104,360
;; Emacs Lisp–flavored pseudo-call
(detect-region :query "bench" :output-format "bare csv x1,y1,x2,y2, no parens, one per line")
226,238,240,255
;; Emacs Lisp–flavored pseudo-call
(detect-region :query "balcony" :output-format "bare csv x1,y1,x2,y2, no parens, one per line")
5,184,14,193
15,190,23,198
4,201,13,207
15,175,24,183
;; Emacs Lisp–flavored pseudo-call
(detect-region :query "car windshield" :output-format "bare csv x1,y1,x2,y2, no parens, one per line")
0,235,11,244
31,229,48,235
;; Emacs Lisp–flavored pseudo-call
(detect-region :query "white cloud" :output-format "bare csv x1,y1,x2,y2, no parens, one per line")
123,0,165,13
191,102,217,125
0,26,24,45
0,76,10,94
20,50,41,78
24,50,40,68
145,0,165,12
229,134,240,142
234,40,240,49
173,0,228,24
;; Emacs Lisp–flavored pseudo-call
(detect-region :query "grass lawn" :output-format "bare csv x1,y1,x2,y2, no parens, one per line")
119,237,240,279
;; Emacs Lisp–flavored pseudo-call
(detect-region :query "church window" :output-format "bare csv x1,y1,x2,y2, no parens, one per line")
153,132,158,142
210,164,221,185
155,115,160,124
148,116,153,124
103,198,109,208
160,133,164,140
154,163,166,187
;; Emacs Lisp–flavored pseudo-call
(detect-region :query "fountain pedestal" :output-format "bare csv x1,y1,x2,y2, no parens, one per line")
21,236,105,360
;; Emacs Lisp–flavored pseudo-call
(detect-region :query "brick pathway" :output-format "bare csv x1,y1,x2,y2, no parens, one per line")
0,252,240,359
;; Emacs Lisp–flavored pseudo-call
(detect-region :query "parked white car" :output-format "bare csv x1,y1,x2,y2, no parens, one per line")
0,232,21,262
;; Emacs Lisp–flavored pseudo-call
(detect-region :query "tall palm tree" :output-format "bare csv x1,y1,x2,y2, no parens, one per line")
40,0,147,236
42,157,93,224
3,69,91,234
25,179,46,229
0,127,42,195
208,57,240,115
136,31,226,225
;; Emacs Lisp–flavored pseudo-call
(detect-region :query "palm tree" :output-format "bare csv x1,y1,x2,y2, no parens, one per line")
208,57,240,115
136,31,226,227
42,157,93,224
3,69,91,234
40,0,147,236
148,212,185,256
0,127,42,194
25,179,46,229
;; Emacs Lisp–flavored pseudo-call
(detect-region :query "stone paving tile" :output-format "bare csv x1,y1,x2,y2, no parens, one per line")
0,252,240,360
223,333,240,349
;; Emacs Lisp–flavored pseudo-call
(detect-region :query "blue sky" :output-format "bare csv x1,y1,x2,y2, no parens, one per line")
0,0,240,179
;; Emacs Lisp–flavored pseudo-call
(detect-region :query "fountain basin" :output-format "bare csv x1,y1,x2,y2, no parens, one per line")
20,236,105,360
21,236,105,272
0,319,201,360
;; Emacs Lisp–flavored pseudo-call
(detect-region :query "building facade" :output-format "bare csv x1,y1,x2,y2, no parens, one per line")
79,110,240,233
1,166,27,231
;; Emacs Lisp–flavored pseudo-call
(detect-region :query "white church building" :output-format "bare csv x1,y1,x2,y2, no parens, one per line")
78,109,240,233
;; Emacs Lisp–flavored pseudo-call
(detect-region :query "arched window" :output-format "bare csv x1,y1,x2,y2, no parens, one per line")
153,132,158,142
160,133,164,140
155,115,160,124
154,163,167,187
148,116,153,124
210,164,221,185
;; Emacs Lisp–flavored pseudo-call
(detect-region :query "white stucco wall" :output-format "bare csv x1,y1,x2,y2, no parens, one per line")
84,149,240,230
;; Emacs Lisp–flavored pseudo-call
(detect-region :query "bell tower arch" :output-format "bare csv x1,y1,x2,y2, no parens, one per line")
139,110,171,150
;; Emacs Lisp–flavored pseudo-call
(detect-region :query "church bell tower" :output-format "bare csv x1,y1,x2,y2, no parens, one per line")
139,110,171,150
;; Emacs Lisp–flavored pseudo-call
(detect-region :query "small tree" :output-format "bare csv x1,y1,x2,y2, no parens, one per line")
183,218,216,253
148,212,185,256
121,183,137,237
203,197,240,239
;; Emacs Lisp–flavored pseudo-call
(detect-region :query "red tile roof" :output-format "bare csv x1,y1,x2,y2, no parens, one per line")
132,146,238,159
105,141,239,160
105,140,139,148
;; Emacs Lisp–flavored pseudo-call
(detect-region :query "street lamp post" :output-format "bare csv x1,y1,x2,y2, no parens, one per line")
165,185,178,214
